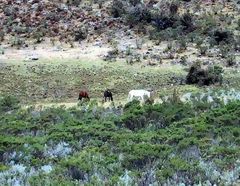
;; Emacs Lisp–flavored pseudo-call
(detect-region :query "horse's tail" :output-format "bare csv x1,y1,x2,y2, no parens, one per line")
111,96,113,101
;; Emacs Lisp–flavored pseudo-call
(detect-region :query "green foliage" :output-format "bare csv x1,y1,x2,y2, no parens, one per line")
111,0,126,18
209,146,239,163
186,63,224,86
226,55,236,67
0,94,20,113
180,12,194,31
178,137,198,150
0,95,239,184
156,167,174,181
0,164,9,171
10,36,25,49
61,146,121,181
198,45,208,56
124,99,141,111
122,143,172,169
121,100,194,131
170,157,190,171
197,13,218,35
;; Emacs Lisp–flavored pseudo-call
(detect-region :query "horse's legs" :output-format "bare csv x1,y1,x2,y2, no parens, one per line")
78,96,82,101
105,97,107,102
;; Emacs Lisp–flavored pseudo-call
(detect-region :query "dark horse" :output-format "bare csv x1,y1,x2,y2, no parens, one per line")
78,90,90,101
104,89,113,102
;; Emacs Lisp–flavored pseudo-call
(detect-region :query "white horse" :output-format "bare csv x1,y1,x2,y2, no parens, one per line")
128,89,154,103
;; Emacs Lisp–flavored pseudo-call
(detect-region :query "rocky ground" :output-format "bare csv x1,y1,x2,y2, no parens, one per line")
0,0,239,66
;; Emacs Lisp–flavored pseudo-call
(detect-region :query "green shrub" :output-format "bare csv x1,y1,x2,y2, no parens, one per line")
181,12,194,31
179,37,187,51
126,4,151,26
197,14,218,35
0,95,20,113
186,63,223,86
198,45,208,56
74,26,88,41
170,157,190,171
178,137,198,150
212,30,234,45
10,36,25,49
219,45,231,58
0,31,4,41
226,55,236,67
111,0,126,18
156,167,174,181
0,94,239,184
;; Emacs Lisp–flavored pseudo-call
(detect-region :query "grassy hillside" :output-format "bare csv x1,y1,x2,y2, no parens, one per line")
0,58,188,103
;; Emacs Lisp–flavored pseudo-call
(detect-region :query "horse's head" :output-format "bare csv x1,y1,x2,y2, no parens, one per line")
147,88,157,99
146,87,154,91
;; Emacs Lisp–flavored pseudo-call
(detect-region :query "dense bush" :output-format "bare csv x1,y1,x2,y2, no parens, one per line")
66,0,82,6
180,12,195,32
0,93,239,185
186,63,223,86
111,0,126,18
212,30,234,45
0,94,20,113
74,26,88,42
126,4,152,26
152,13,176,31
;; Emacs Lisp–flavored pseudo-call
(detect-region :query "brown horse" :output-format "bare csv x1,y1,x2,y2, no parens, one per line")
78,90,90,101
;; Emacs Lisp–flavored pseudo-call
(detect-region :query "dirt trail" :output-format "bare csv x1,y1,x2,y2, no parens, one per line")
0,40,110,62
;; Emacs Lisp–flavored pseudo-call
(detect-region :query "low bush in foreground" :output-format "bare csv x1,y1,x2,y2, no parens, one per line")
0,94,239,185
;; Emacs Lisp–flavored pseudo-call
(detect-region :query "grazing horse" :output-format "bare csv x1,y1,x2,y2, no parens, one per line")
128,89,154,103
78,90,90,101
104,89,113,102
